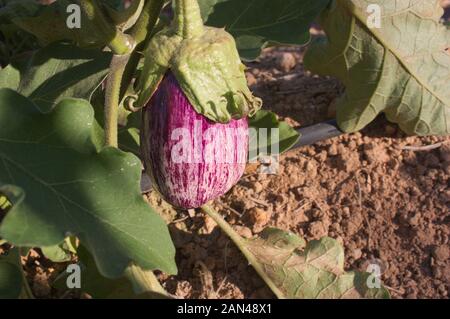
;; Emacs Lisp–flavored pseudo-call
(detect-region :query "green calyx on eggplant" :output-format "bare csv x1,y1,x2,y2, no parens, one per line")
128,0,262,123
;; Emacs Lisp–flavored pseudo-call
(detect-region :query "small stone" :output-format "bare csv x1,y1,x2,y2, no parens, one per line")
276,52,296,72
350,248,363,260
305,161,318,179
253,182,263,193
316,150,328,163
385,125,397,135
439,142,450,163
432,245,449,261
328,144,338,156
408,213,420,227
234,225,253,239
246,72,257,87
308,221,328,238
248,207,270,226
203,215,217,234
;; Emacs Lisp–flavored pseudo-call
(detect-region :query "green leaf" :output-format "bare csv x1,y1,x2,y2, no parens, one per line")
0,89,177,278
0,248,23,299
118,126,141,156
203,0,330,59
0,64,20,90
90,89,141,156
245,228,389,299
0,0,107,47
53,245,169,299
197,0,228,21
41,242,73,263
17,42,111,113
103,0,145,31
304,0,450,136
0,23,39,66
248,110,300,160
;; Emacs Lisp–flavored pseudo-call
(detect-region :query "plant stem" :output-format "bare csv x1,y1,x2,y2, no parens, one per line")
130,0,165,46
104,54,130,147
121,0,165,100
201,204,285,298
173,0,204,39
124,263,170,297
80,0,134,55
97,0,169,298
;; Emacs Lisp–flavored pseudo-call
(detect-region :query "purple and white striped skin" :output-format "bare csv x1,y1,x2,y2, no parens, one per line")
142,72,248,209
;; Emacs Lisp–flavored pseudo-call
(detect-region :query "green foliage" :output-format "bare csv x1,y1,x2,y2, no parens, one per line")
201,0,330,60
249,110,300,160
305,0,450,135
53,245,169,298
245,228,390,298
0,0,144,48
0,247,23,299
16,42,111,112
0,90,177,278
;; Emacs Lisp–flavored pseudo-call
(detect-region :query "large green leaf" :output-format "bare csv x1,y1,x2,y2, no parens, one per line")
17,42,111,113
0,247,23,299
304,0,450,135
203,0,330,59
245,228,389,298
0,89,177,278
249,110,300,160
0,0,109,47
197,0,228,21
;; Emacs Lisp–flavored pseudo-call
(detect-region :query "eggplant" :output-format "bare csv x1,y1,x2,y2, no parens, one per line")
141,72,248,209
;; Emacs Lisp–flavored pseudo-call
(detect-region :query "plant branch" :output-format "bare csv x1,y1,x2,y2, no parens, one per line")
80,0,134,55
130,0,165,46
173,0,204,39
121,0,165,100
104,54,130,147
201,204,284,298
124,262,171,297
100,0,170,298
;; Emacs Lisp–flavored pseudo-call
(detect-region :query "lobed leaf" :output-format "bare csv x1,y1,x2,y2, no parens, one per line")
17,42,111,113
245,228,390,299
0,89,177,278
304,0,450,135
202,0,330,60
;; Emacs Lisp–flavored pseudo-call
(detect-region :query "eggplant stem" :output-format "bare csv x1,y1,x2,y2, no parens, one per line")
120,0,165,102
201,204,285,298
173,0,204,39
79,0,134,55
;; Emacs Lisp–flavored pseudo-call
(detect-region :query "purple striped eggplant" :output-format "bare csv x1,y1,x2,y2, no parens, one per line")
141,72,249,209
133,0,261,208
